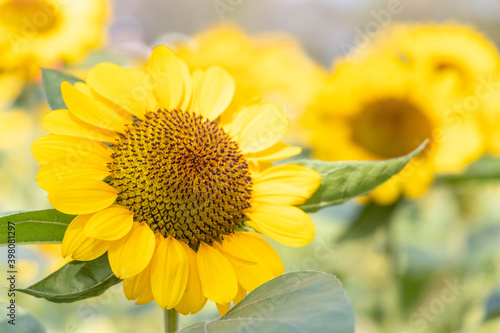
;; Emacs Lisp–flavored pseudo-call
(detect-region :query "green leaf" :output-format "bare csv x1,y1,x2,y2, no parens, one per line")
337,200,401,242
42,68,83,110
484,289,500,322
296,141,427,212
178,271,355,333
0,209,75,246
438,155,500,183
1,303,46,333
18,253,121,303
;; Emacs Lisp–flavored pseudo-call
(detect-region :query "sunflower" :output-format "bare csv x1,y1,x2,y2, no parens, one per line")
0,0,109,76
304,54,485,204
377,23,500,97
174,24,327,123
32,46,321,314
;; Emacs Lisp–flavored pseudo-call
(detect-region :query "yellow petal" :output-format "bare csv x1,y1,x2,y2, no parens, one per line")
74,81,93,96
197,242,238,304
84,205,134,241
36,155,110,192
218,234,275,292
151,236,189,309
252,165,321,205
175,242,207,315
86,63,155,119
108,222,155,278
31,134,113,165
233,284,247,306
191,66,235,120
126,69,158,114
48,179,118,215
242,233,284,277
244,142,301,163
76,81,128,118
123,233,161,305
61,81,129,133
123,264,155,305
61,214,109,261
216,302,231,316
246,204,315,247
189,69,204,117
147,45,184,110
178,60,193,110
226,103,290,154
43,110,119,143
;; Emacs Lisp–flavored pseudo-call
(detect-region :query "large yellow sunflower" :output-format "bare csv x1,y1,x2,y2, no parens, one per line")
304,54,485,204
0,0,109,75
32,46,321,314
174,24,327,122
376,23,500,97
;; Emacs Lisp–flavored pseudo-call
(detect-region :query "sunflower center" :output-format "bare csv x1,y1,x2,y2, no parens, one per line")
108,109,252,251
350,98,433,159
0,0,61,36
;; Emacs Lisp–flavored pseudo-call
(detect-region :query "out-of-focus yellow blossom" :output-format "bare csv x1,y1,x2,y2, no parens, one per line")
305,54,486,204
0,70,24,106
0,0,110,78
376,23,500,98
175,24,327,122
39,244,71,273
0,100,30,205
377,23,500,167
0,102,48,211
0,71,28,150
16,259,40,286
0,108,34,151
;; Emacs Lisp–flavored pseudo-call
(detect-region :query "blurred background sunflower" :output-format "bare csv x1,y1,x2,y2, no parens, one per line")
304,23,499,204
2,1,500,333
0,0,109,78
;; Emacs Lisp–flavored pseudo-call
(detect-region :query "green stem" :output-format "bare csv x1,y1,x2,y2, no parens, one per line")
164,308,179,333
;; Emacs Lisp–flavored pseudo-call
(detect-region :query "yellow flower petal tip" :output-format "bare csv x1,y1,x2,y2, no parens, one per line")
197,243,238,304
253,164,321,206
151,237,189,309
191,66,235,120
61,214,109,261
216,302,231,316
246,205,315,247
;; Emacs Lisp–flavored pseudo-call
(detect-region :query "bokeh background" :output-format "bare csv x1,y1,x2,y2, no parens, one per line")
2,0,500,332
